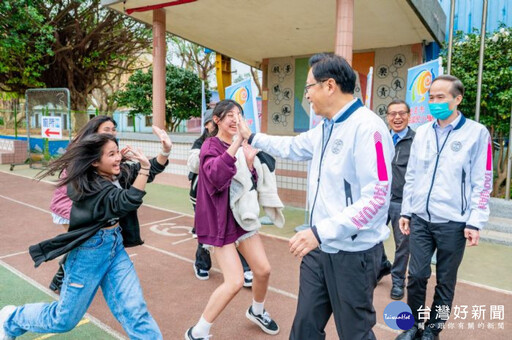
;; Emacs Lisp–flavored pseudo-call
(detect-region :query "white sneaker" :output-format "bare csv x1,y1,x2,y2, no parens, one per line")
243,270,253,288
0,305,16,340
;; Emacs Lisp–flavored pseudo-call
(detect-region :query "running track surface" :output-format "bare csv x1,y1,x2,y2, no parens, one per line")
0,171,510,339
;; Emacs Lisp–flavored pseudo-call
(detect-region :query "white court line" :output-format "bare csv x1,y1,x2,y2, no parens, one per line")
171,237,195,246
0,259,127,340
140,215,185,227
0,194,51,215
1,174,511,296
0,250,29,259
142,242,398,332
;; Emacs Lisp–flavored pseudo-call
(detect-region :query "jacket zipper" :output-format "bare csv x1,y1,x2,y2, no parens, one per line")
425,129,452,221
461,169,467,215
309,124,334,227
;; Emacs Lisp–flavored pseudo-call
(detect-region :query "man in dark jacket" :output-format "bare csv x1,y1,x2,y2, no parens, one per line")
378,99,415,300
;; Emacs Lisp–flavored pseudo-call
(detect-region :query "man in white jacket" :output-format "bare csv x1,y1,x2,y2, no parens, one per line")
239,53,393,340
396,75,492,340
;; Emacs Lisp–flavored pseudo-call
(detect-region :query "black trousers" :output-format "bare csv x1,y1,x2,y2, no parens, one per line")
290,244,382,340
389,201,410,287
407,214,466,334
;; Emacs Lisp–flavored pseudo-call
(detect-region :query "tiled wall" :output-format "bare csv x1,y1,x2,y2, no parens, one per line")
0,139,28,164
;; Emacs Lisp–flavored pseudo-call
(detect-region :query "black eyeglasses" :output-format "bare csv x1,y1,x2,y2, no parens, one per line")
304,80,327,94
386,111,409,118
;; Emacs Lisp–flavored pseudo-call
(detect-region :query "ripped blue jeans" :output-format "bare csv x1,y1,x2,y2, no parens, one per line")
4,227,162,339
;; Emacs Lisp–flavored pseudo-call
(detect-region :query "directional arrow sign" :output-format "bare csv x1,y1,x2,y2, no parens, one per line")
44,128,60,137
41,116,62,139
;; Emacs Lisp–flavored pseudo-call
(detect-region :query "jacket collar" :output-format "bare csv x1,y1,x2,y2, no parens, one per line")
403,126,416,139
431,112,466,131
334,98,364,124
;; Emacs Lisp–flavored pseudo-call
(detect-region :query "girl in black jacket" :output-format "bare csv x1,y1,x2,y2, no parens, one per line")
0,126,171,340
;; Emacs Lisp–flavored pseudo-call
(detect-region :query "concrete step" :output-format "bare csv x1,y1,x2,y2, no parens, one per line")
480,229,512,247
485,216,512,233
489,198,512,219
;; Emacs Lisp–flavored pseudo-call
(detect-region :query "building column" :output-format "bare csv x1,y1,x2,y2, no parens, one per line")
334,0,354,65
152,9,166,129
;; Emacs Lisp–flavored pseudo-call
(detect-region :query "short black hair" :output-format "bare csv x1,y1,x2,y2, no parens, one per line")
431,75,465,97
387,99,410,113
308,53,356,94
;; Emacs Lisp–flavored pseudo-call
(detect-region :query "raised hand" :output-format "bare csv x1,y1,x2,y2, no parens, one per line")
152,125,172,153
242,140,258,170
121,145,150,169
237,113,252,140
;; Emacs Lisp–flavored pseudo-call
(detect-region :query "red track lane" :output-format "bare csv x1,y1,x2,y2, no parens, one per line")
0,171,510,339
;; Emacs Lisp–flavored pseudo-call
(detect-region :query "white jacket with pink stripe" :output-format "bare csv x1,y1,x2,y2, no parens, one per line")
401,114,492,229
251,99,394,252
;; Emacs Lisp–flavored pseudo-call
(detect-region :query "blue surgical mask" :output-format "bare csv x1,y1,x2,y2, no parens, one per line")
428,102,454,120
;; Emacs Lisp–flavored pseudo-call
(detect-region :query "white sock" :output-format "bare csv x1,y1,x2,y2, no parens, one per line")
192,316,212,338
252,299,265,315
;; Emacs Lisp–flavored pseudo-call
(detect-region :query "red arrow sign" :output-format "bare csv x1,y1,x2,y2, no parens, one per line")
44,128,60,137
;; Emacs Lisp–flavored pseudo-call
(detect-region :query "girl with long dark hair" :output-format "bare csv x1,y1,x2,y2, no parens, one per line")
0,126,171,340
49,115,118,293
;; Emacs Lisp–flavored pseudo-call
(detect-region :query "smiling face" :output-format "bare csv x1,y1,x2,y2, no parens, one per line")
214,107,241,138
386,103,410,133
92,140,122,177
97,120,117,137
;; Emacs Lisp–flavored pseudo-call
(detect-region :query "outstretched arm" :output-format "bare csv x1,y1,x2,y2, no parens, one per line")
152,125,173,166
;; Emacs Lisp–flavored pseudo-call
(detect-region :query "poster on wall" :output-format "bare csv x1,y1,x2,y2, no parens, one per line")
405,57,443,130
225,78,260,133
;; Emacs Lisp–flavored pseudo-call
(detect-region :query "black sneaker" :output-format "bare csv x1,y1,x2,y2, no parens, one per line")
246,306,279,335
243,270,253,288
184,327,211,340
193,264,209,280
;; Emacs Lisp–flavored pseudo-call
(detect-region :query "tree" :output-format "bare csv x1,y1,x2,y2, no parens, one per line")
170,36,215,87
0,0,152,131
115,65,208,132
442,27,512,197
0,1,55,93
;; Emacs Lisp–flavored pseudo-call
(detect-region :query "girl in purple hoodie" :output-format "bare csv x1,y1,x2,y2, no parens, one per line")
185,100,279,340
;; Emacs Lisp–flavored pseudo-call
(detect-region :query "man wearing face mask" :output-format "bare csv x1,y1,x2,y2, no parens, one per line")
395,75,492,340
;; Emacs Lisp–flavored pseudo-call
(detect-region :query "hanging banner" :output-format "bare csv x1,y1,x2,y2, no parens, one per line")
406,57,443,129
225,78,260,133
200,81,206,133
365,67,373,108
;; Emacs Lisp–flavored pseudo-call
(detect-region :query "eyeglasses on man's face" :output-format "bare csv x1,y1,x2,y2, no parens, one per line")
304,80,327,94
386,111,409,118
